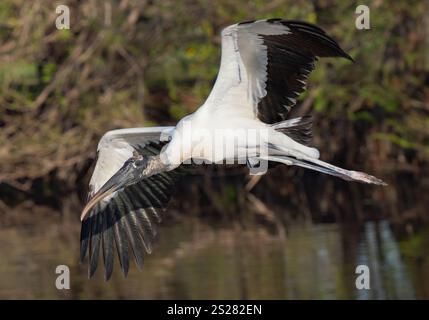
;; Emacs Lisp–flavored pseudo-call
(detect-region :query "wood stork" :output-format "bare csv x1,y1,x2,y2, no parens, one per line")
80,19,386,280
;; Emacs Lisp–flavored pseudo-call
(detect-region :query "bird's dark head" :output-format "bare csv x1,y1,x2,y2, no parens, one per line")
117,152,150,184
112,153,150,184
80,152,150,221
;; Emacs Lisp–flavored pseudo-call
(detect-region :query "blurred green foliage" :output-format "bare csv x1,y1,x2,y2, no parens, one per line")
0,0,427,209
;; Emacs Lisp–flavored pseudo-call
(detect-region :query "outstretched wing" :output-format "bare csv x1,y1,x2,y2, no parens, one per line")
80,126,184,280
203,19,352,123
87,126,174,198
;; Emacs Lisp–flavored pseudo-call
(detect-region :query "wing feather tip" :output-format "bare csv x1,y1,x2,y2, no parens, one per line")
104,270,113,281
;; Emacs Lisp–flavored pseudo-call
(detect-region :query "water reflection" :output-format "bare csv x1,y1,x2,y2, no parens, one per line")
0,215,427,299
355,221,415,299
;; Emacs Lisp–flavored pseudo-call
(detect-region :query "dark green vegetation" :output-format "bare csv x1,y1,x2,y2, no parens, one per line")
0,0,428,300
0,1,427,229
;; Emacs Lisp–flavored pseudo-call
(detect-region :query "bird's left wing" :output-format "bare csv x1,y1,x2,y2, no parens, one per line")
80,126,183,280
203,19,352,124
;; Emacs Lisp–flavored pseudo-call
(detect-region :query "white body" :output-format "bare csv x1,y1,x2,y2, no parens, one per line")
163,106,319,167
88,19,384,201
81,18,386,280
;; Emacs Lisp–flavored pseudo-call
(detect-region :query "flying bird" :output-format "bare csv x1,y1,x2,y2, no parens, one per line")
80,19,386,280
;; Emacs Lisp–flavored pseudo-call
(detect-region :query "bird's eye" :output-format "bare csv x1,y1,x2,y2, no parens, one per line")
123,158,135,168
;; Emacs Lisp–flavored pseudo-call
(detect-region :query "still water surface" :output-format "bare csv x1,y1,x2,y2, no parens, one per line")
0,215,428,299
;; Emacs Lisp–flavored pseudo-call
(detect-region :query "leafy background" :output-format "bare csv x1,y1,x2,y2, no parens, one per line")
0,0,428,299
1,0,427,225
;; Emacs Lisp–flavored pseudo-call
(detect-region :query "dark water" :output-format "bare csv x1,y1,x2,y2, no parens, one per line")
0,214,428,299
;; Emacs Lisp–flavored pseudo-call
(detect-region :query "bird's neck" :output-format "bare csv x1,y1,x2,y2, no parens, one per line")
142,154,173,177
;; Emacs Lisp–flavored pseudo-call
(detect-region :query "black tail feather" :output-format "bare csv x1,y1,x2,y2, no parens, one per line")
272,115,313,145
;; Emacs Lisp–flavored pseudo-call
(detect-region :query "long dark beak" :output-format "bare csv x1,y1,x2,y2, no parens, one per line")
80,174,127,221
80,187,119,221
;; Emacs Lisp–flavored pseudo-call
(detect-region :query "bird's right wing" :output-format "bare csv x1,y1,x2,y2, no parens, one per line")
80,126,186,280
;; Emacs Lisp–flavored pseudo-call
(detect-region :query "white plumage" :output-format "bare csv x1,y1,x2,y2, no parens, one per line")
80,19,385,280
